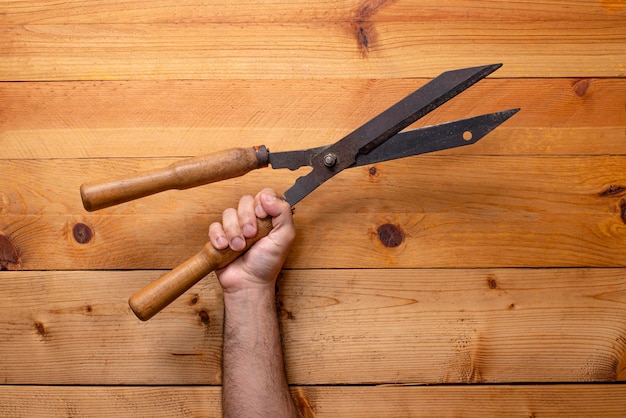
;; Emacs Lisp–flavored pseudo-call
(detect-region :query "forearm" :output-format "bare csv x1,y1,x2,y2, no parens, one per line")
222,286,297,418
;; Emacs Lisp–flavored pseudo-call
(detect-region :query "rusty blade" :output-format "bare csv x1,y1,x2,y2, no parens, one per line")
283,63,503,206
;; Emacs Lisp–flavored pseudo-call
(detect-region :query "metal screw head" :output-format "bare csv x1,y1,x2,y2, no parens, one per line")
323,152,337,167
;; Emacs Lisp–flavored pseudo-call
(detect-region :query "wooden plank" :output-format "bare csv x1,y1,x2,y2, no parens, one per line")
3,155,626,217
6,126,625,160
290,385,626,417
2,21,624,80
0,269,624,385
2,155,626,269
4,211,626,270
0,270,223,385
281,269,626,384
2,0,624,24
0,386,224,417
1,384,626,417
1,78,624,159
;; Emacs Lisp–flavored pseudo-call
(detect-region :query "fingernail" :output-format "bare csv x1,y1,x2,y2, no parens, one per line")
216,236,228,248
242,223,255,237
231,237,245,251
255,202,265,218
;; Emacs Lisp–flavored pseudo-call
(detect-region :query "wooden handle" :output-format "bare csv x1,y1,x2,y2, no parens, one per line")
128,217,274,321
80,146,269,211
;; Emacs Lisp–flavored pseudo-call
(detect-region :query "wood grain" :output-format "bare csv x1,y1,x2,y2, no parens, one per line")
1,384,626,417
1,78,624,159
2,20,624,80
0,270,223,385
2,0,625,24
2,155,626,269
281,269,626,384
2,0,626,414
0,269,624,385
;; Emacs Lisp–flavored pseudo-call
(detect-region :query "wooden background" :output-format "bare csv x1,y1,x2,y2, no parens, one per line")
1,1,625,416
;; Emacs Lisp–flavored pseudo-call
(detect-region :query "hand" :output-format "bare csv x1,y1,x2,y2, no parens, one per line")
208,188,295,294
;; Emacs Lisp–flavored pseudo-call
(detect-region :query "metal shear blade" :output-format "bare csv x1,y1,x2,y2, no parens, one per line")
282,63,512,206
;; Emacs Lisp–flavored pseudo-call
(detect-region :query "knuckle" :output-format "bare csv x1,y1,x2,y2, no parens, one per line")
223,207,237,217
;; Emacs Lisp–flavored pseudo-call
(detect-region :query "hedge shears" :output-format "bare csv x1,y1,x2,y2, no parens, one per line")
80,63,519,320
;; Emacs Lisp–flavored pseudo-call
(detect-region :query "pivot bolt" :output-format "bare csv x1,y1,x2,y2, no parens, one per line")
323,152,337,167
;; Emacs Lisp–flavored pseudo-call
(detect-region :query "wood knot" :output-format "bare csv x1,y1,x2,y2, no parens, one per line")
73,223,93,244
33,321,47,337
0,234,20,270
599,185,625,197
619,199,626,224
377,223,405,247
350,20,375,57
487,277,499,289
367,165,382,183
351,1,387,57
572,79,590,97
198,309,210,326
357,23,369,49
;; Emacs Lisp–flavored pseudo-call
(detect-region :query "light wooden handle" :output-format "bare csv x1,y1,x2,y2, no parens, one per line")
128,217,274,321
80,146,269,211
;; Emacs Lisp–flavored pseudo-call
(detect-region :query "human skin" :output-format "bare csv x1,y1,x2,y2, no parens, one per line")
209,188,298,418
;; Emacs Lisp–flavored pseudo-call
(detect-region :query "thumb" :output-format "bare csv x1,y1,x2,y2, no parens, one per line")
254,189,295,240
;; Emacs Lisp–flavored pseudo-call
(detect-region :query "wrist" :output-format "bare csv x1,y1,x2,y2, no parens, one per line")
222,281,279,341
222,281,276,306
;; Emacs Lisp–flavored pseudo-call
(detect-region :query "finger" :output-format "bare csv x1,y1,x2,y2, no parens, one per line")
258,189,292,222
256,188,295,244
254,188,283,217
222,207,246,251
237,194,257,239
254,190,269,219
208,222,229,250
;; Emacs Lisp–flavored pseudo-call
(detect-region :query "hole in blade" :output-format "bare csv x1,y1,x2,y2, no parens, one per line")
463,131,473,141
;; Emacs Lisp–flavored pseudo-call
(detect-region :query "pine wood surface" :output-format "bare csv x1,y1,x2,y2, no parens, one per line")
1,1,625,80
1,78,624,159
1,385,626,418
2,0,624,24
3,155,626,269
1,0,625,416
2,21,625,80
1,269,625,385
